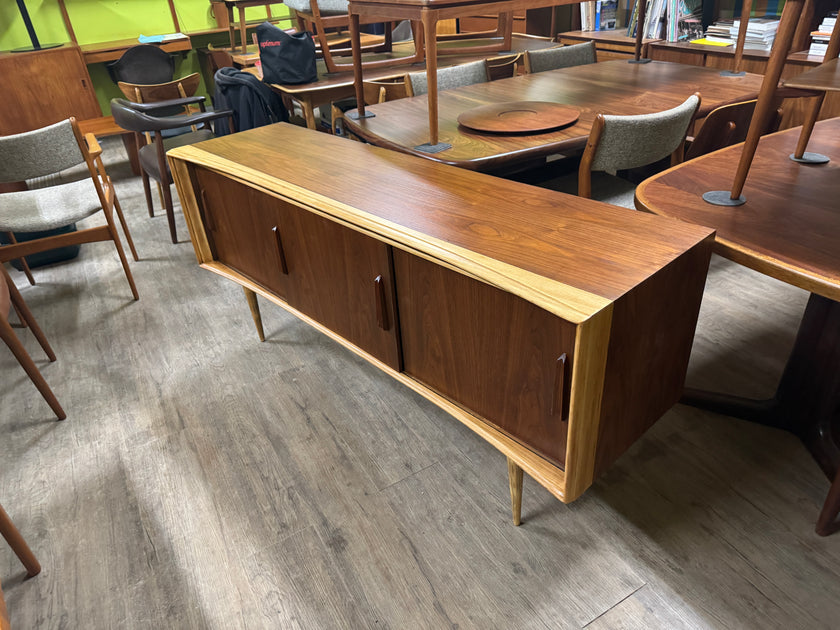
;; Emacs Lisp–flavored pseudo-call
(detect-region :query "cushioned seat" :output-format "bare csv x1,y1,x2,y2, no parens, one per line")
137,129,214,180
0,178,101,232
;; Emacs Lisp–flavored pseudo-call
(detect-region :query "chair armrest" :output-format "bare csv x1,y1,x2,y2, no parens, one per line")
84,133,103,159
151,109,234,131
123,96,207,113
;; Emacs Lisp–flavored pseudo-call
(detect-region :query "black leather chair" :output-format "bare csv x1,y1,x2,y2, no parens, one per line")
111,98,234,243
107,44,175,85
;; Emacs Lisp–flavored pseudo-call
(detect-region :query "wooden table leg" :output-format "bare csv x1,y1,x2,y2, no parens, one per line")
243,287,265,342
791,92,829,163
239,6,248,53
228,5,236,50
507,458,523,526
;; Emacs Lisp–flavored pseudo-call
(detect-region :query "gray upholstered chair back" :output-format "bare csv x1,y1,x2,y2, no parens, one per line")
0,120,83,184
283,0,348,14
589,94,700,173
524,41,596,74
408,60,489,96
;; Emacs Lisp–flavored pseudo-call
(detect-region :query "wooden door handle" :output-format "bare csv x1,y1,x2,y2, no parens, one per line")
374,275,389,330
551,353,567,418
199,189,216,231
272,226,289,274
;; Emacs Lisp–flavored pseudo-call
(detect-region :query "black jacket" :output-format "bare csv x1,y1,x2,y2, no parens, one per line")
213,67,288,135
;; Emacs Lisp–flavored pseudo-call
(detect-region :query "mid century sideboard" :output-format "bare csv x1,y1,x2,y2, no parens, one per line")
169,123,714,523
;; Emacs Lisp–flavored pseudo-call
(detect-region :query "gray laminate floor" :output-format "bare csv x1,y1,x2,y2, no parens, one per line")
1,137,837,629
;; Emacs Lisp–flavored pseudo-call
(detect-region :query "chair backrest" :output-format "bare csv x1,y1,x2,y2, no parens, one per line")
118,72,201,104
524,41,597,74
107,44,175,85
362,77,410,105
578,93,701,197
685,99,781,161
486,53,521,80
407,60,489,96
0,119,83,183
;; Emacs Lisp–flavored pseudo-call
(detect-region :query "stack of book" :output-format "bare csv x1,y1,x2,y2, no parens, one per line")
731,17,780,51
703,19,734,44
625,0,668,39
580,0,619,32
808,12,837,56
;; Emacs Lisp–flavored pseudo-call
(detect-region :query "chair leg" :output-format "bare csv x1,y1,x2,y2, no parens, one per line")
141,172,154,218
0,503,41,577
113,194,139,262
816,468,840,536
0,316,65,421
4,233,35,286
102,214,140,301
3,267,56,362
161,182,178,244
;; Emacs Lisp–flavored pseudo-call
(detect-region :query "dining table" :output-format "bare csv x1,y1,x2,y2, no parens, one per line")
340,60,766,172
635,117,840,536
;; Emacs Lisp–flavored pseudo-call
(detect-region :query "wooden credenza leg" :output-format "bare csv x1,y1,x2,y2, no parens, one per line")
816,468,840,536
243,287,265,342
507,458,523,526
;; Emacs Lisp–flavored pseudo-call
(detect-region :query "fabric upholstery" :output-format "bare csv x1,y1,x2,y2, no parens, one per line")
408,60,488,96
283,0,348,14
0,178,101,232
590,94,700,172
0,120,83,183
525,42,596,73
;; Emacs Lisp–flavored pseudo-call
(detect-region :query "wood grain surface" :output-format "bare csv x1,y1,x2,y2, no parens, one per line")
168,123,713,322
635,117,840,301
342,60,765,170
3,138,840,628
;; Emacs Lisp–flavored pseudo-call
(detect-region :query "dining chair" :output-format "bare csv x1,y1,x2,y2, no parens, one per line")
542,93,701,208
405,59,490,96
685,99,782,161
111,97,233,244
282,0,421,74
523,41,597,74
0,118,139,300
0,501,41,630
486,53,522,80
107,44,175,86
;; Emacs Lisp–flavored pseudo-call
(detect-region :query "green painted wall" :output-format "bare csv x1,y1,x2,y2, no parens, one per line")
1,1,290,113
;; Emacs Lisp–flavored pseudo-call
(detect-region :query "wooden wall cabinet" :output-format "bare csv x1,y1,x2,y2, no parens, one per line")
0,45,101,135
170,124,714,519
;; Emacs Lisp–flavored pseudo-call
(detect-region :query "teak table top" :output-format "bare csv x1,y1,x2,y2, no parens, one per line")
342,60,765,171
635,118,840,301
782,57,840,92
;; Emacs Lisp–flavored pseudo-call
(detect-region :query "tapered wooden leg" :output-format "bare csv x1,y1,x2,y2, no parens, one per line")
244,287,265,342
816,469,840,536
113,195,139,261
0,503,40,577
5,233,35,285
507,458,523,526
141,172,154,218
4,267,55,362
162,182,178,244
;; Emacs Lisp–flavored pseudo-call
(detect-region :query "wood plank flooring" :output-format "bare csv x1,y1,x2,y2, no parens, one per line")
1,138,838,629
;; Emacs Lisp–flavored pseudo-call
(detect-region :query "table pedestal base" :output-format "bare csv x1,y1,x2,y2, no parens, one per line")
682,293,840,535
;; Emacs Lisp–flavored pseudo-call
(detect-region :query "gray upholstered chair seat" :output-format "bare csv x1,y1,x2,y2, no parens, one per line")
543,171,637,209
0,178,103,232
283,0,348,13
138,129,214,180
